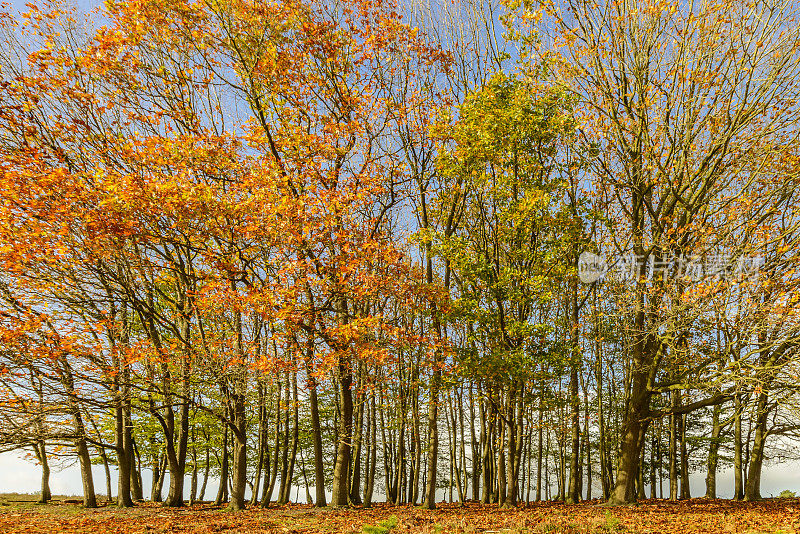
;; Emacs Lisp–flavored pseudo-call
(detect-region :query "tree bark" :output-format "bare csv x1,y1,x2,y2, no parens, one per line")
744,391,769,501
34,441,51,503
331,356,353,506
705,403,722,499
307,349,327,507
734,393,744,500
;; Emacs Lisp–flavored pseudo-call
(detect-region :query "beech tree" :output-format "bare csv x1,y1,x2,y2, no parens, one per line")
1,0,800,512
512,0,800,504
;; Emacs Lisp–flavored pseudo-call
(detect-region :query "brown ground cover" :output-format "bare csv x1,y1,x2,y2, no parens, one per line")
1,499,799,534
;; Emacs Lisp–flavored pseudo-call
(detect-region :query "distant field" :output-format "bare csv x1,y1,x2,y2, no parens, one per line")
1,499,799,533
0,493,83,502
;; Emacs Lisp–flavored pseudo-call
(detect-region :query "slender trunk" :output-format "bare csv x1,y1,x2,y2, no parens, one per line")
99,446,112,503
734,393,744,500
744,392,769,501
536,396,543,502
75,436,97,508
331,356,353,506
155,454,167,501
164,390,190,506
349,381,364,505
198,449,210,502
131,438,144,502
277,376,291,504
364,394,378,508
583,376,592,501
286,374,300,502
60,360,96,508
497,412,507,507
215,424,229,506
307,352,327,507
422,364,440,509
481,398,492,503
250,383,265,506
114,373,133,506
567,278,581,503
150,445,162,502
190,445,198,505
637,441,646,500
166,310,192,507
679,412,690,500
669,393,678,501
411,378,422,505
261,380,281,507
657,421,663,499
705,403,722,498
34,441,51,503
228,392,248,511
470,383,480,501
650,434,657,500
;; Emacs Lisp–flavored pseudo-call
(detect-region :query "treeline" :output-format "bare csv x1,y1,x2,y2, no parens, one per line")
1,0,800,511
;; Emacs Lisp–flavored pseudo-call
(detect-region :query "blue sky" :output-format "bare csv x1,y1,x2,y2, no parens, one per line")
6,0,101,12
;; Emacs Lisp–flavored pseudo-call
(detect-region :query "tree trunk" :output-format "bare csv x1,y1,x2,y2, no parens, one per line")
470,384,481,501
76,436,97,508
349,381,364,505
536,396,543,502
189,445,198,505
34,441,51,503
61,360,97,508
705,403,722,499
198,449,210,502
308,357,327,507
99,446,112,503
229,391,248,511
679,412,690,500
131,438,144,502
422,363,440,509
364,394,377,508
734,393,744,500
331,356,354,506
669,392,678,500
744,391,769,501
215,425,229,506
261,379,281,507
567,279,582,503
608,366,651,505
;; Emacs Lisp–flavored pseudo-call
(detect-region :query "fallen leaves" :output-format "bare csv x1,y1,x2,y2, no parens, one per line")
1,499,799,534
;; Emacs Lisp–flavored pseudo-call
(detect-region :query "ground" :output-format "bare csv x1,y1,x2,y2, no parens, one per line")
1,497,799,533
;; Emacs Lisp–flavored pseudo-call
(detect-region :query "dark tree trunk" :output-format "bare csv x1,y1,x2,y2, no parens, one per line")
76,436,97,508
364,394,378,508
705,403,722,498
331,357,353,506
229,392,248,511
198,449,210,502
307,354,327,507
215,425,229,506
744,392,769,501
608,360,651,505
679,413,690,500
422,364,440,509
567,279,582,503
669,393,678,500
130,436,144,502
349,385,364,505
34,441,51,503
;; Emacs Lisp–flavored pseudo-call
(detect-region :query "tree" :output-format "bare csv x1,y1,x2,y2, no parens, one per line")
513,0,800,504
430,71,579,506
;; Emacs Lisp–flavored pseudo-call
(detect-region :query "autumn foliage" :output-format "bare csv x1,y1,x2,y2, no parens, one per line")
1,0,800,530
